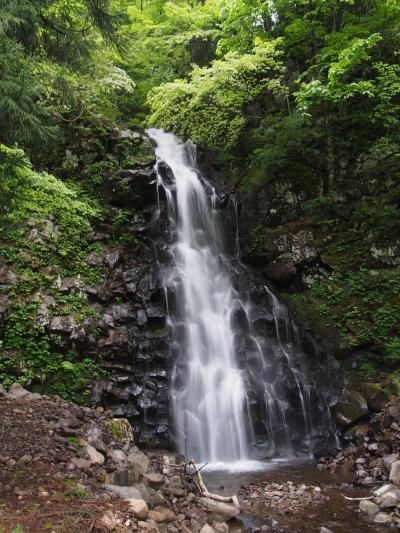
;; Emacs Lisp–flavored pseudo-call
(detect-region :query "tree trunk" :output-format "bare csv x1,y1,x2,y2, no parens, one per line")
323,115,335,195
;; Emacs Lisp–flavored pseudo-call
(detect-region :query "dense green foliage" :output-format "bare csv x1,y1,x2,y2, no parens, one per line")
148,41,287,148
0,0,399,395
0,144,104,400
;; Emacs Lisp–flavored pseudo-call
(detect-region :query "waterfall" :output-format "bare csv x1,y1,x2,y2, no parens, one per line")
147,128,338,465
148,128,249,462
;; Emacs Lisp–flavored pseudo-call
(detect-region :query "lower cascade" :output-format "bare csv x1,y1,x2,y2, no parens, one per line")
147,128,338,464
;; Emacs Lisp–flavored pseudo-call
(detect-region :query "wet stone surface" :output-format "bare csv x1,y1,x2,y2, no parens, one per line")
204,460,394,532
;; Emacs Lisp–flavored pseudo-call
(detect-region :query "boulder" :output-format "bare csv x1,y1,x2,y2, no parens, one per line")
79,439,105,465
198,498,240,520
383,454,399,471
127,499,149,519
131,482,150,503
86,425,107,453
373,512,393,525
127,447,150,479
360,383,388,411
138,518,160,533
8,383,31,399
143,472,164,488
108,449,128,467
149,506,176,523
105,469,130,486
335,389,369,427
71,457,91,470
200,525,216,533
111,303,135,324
343,423,370,440
359,500,380,516
103,249,121,269
148,487,167,507
213,523,229,533
98,328,129,353
0,266,17,286
137,519,160,533
373,484,398,497
105,418,134,443
378,489,400,508
266,256,297,284
104,484,142,500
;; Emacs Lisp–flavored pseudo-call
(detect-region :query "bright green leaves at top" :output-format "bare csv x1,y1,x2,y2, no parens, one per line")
147,40,288,149
295,33,382,113
216,0,273,55
123,0,220,115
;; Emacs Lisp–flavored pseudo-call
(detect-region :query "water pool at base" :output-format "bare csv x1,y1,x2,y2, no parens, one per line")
203,460,391,533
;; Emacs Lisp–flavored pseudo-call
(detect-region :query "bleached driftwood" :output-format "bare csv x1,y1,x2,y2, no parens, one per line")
341,495,374,501
155,455,240,508
187,460,240,508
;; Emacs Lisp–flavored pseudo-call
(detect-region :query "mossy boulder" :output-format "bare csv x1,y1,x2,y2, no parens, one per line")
359,383,389,411
335,388,369,427
105,418,134,443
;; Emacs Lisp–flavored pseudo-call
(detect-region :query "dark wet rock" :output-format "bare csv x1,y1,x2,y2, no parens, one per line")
98,328,130,353
105,165,156,209
335,389,369,427
258,228,318,285
86,284,112,303
111,303,135,325
359,383,388,411
343,423,370,441
265,255,297,284
98,313,114,333
103,248,122,269
156,161,174,186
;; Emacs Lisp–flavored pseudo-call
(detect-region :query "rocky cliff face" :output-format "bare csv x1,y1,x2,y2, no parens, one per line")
51,135,175,448
47,129,340,453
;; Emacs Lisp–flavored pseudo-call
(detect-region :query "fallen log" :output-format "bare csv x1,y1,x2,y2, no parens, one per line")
155,456,241,509
187,460,240,509
341,495,374,501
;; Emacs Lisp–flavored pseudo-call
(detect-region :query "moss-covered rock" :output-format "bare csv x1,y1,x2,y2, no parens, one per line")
335,389,369,427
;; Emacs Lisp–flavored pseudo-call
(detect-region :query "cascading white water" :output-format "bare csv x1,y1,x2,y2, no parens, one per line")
147,128,249,462
147,128,338,466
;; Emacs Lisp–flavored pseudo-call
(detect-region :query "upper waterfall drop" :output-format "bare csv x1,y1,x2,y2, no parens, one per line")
147,128,338,466
147,128,249,463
